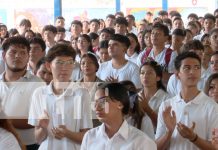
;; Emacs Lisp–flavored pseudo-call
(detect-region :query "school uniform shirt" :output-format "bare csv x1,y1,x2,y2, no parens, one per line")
28,82,93,150
97,60,142,89
71,62,83,81
0,71,45,145
0,128,21,150
125,52,138,65
156,91,218,150
81,120,157,150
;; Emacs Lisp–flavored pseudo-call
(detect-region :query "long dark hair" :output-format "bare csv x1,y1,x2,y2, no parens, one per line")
204,73,218,95
126,33,141,54
140,60,166,91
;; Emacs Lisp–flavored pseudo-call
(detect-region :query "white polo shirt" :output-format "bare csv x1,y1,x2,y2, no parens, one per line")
156,92,218,150
28,82,93,150
97,60,142,89
81,120,157,150
0,71,45,145
0,128,21,150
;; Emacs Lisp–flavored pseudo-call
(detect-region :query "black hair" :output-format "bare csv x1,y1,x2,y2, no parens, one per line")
174,51,201,71
97,82,130,115
172,28,186,37
110,34,130,48
56,16,65,21
204,13,216,22
56,26,66,33
140,60,166,91
19,19,31,28
204,73,218,95
29,37,46,51
2,36,30,52
36,57,46,71
209,28,218,36
89,32,99,41
152,23,169,36
126,14,135,21
42,25,57,34
115,17,128,26
201,33,210,42
90,19,100,25
46,44,76,62
71,20,83,28
141,29,152,50
100,27,115,35
180,40,204,53
106,14,115,19
99,40,109,49
78,34,94,53
8,28,19,37
188,13,198,20
158,10,168,16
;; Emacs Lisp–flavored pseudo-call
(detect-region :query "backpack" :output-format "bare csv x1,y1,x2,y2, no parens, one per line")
141,47,173,66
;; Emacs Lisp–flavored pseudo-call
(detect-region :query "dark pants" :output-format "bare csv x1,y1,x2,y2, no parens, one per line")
26,144,39,150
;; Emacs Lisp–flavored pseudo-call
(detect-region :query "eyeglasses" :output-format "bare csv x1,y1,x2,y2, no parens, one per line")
92,96,111,110
55,60,74,67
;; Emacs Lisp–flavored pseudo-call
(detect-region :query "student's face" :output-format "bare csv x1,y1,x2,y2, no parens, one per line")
80,57,97,76
94,89,123,123
55,32,66,41
172,35,185,47
151,28,167,46
105,17,115,28
115,24,127,35
108,40,126,58
43,31,56,42
176,58,201,87
99,48,110,62
19,24,30,35
127,36,137,52
204,19,215,32
126,17,134,26
202,36,210,46
144,32,152,48
71,39,78,50
77,37,90,52
47,56,74,82
140,65,159,88
210,55,218,73
202,46,213,65
215,18,218,28
99,32,111,41
70,24,82,36
55,19,65,27
208,78,218,103
25,31,34,40
187,25,198,36
29,43,45,63
173,20,184,29
36,64,52,85
0,26,7,38
210,31,218,49
3,44,29,72
183,32,193,44
89,22,100,33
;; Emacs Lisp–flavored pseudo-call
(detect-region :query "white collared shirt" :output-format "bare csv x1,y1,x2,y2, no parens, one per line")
97,60,142,89
0,71,45,145
28,82,93,150
156,92,218,150
0,128,21,150
125,52,138,64
81,120,157,150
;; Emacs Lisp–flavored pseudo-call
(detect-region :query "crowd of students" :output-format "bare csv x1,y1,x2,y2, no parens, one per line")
0,8,218,150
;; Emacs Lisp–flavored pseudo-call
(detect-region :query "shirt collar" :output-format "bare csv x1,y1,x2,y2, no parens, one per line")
99,120,129,141
175,91,203,105
0,70,32,81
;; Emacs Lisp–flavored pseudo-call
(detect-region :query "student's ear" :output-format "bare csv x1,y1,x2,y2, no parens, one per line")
175,70,180,80
2,51,6,62
117,102,124,110
156,76,161,82
45,61,51,72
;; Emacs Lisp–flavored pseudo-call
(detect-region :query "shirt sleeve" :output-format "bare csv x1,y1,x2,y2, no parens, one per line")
167,51,177,73
80,131,89,150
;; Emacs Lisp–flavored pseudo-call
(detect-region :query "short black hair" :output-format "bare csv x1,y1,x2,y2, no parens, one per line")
152,23,169,36
56,16,65,21
90,19,100,25
106,14,115,19
36,57,46,71
214,8,218,15
71,20,83,28
174,51,201,71
8,28,18,37
181,40,204,53
188,13,198,20
110,34,130,48
46,44,76,62
100,27,115,35
19,19,31,28
29,37,46,51
80,53,99,72
172,28,186,37
97,82,130,115
99,40,109,49
56,26,66,33
2,36,30,52
204,13,215,22
126,14,135,21
158,10,168,16
42,25,57,34
88,32,99,40
115,17,128,26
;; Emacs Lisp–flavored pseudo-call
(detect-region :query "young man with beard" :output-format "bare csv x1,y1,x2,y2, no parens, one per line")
0,36,45,150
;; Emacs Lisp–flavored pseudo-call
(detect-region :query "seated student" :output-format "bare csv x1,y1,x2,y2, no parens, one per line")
28,44,93,150
212,128,218,150
0,104,25,150
81,83,157,150
204,73,218,103
138,60,170,129
36,57,53,85
120,80,155,140
210,28,218,52
210,51,218,73
97,34,141,89
156,51,218,150
55,26,66,42
42,25,57,53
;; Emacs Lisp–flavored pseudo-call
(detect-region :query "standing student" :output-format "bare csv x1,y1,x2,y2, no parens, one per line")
28,44,93,150
156,52,218,150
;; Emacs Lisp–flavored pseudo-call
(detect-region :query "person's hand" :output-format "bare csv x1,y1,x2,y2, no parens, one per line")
51,126,65,140
138,94,153,114
38,110,49,129
177,122,196,141
212,128,218,150
163,106,176,133
105,76,118,83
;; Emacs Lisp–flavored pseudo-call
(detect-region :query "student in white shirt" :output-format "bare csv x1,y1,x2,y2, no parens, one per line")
0,105,24,150
204,73,218,103
81,82,157,150
125,33,140,64
97,34,141,89
156,51,218,150
210,28,218,52
28,44,93,150
0,36,45,150
138,59,170,129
